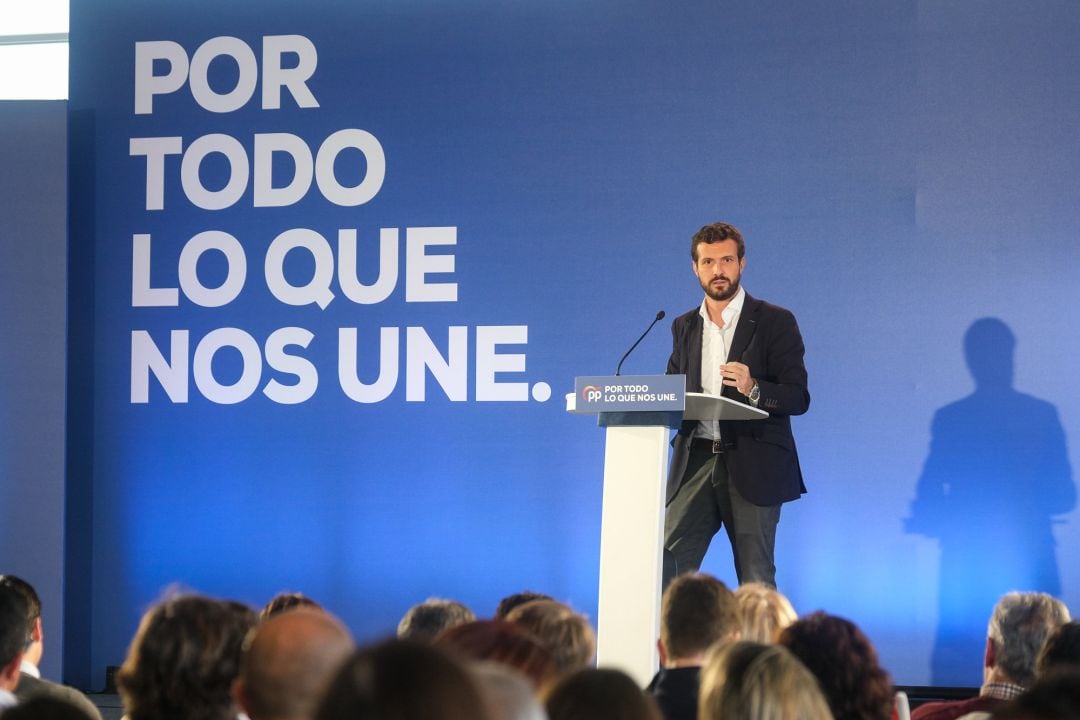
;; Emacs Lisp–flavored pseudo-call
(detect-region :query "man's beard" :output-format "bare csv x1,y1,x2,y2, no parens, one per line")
702,274,740,302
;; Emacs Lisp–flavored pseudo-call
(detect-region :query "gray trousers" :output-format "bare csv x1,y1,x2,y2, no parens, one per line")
663,444,781,587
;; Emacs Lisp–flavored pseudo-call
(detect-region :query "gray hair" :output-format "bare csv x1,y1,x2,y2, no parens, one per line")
397,597,476,642
987,592,1071,686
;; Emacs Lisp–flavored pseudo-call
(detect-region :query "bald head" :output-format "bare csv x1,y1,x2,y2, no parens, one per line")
235,609,355,720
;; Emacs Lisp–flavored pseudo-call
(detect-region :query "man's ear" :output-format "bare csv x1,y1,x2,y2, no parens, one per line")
32,616,43,644
657,638,668,668
984,637,996,669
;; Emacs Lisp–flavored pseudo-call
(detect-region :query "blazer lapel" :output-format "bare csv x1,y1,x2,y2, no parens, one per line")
686,311,704,393
723,294,761,398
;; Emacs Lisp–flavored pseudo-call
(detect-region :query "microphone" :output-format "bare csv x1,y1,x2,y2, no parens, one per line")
615,310,666,376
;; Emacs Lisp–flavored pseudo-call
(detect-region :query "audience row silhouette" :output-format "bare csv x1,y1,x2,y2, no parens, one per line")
1,574,1078,720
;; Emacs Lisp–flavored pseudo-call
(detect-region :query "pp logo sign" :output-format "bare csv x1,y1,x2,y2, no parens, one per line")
581,385,602,402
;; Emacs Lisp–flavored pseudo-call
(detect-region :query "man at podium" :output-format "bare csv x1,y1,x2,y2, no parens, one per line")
664,222,810,588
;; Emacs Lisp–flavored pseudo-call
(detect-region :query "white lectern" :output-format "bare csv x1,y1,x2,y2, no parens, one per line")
568,377,766,686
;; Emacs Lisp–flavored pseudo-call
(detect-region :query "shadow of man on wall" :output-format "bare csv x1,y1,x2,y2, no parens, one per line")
905,317,1075,686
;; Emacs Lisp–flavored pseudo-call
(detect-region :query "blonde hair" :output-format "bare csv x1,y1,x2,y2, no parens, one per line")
735,583,797,644
699,641,833,720
505,600,596,676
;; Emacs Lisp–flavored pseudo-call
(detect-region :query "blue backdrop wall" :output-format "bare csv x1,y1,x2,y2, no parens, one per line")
0,100,68,683
65,0,1080,687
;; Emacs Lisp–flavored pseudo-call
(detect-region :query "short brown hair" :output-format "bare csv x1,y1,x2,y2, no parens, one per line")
259,591,321,620
435,620,558,691
495,591,553,621
316,640,490,720
661,574,740,660
546,668,661,720
691,223,745,261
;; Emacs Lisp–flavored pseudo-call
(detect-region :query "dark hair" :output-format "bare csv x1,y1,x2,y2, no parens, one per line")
691,223,745,261
315,640,490,720
661,573,739,660
505,600,596,676
435,620,558,691
779,612,893,720
0,575,41,642
397,598,476,642
0,584,30,666
1,696,98,720
1037,621,1080,675
546,668,661,720
117,594,258,720
994,668,1080,720
495,591,553,621
260,591,321,620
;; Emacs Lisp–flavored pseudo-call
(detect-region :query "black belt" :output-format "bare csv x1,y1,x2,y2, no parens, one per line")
691,437,731,454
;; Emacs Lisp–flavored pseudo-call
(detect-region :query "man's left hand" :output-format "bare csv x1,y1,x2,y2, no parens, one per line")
720,362,755,396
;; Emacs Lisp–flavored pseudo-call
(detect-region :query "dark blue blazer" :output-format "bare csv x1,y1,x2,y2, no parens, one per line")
666,293,809,506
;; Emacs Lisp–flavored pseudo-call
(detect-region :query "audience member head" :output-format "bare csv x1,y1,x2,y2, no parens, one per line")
993,668,1080,720
659,573,740,667
435,620,558,692
545,668,660,720
505,600,595,676
1037,621,1080,676
985,592,1071,688
495,592,554,621
0,575,42,667
1,696,98,720
0,584,29,692
234,608,355,720
735,582,797,644
117,593,258,720
698,640,832,720
260,592,322,620
778,611,892,720
397,598,476,642
471,661,548,720
314,639,490,720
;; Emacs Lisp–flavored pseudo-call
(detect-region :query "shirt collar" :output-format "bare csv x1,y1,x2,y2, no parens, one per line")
699,286,746,328
20,658,40,678
981,681,1026,700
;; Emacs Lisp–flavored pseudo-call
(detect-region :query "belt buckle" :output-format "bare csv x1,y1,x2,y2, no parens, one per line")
712,439,723,454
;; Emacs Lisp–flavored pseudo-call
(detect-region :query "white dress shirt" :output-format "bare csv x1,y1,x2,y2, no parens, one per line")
695,286,745,441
